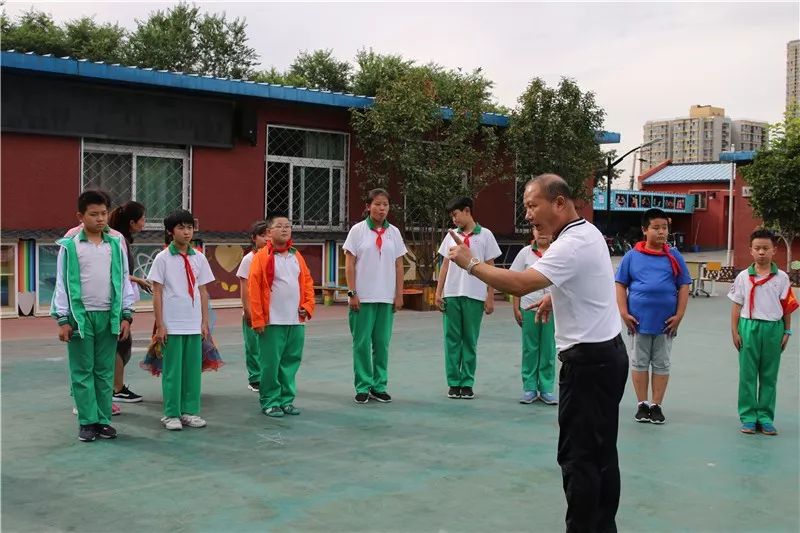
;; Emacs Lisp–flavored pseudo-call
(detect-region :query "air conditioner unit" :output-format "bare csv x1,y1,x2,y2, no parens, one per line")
741,186,753,198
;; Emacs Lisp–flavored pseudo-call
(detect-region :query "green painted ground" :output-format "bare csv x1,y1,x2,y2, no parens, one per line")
2,292,798,532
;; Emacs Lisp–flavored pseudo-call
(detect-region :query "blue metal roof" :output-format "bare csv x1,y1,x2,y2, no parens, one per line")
1,50,509,127
642,162,734,184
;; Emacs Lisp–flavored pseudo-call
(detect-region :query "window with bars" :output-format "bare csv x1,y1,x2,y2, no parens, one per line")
81,142,190,227
265,126,347,230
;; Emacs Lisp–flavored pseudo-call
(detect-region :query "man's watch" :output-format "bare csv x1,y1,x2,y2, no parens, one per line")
465,257,481,275
347,289,357,298
785,329,793,336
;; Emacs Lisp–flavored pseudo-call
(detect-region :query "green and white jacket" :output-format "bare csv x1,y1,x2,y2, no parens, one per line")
50,228,135,338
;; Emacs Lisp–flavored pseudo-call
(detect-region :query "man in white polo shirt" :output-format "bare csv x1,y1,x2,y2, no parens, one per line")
447,174,628,533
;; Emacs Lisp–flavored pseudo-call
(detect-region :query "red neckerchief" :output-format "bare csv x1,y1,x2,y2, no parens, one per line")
531,241,542,258
747,264,776,319
634,241,681,277
177,252,196,306
265,240,294,289
372,226,387,254
460,231,474,248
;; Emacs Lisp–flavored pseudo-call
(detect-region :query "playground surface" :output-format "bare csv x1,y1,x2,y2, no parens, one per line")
2,285,798,532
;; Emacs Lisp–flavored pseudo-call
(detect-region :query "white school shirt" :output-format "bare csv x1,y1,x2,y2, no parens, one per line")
531,219,622,352
147,245,215,335
509,244,549,309
236,251,255,279
343,219,407,304
438,225,502,302
269,252,302,326
52,231,136,315
728,266,794,321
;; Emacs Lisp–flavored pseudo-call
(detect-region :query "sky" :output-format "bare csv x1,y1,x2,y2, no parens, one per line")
5,1,799,180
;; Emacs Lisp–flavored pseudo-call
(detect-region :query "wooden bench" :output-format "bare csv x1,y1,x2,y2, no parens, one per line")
315,285,349,306
402,288,425,311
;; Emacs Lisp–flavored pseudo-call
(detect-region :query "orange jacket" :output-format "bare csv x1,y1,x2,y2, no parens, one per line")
248,247,315,329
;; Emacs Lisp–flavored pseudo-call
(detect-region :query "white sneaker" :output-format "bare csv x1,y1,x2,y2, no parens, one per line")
180,414,207,428
161,416,183,430
72,407,78,415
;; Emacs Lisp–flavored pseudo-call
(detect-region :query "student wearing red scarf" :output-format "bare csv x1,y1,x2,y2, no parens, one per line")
510,227,557,405
343,189,407,404
615,208,691,425
248,215,315,417
728,229,798,436
148,210,215,431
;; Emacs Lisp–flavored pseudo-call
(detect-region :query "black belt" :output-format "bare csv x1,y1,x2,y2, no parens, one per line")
558,334,625,364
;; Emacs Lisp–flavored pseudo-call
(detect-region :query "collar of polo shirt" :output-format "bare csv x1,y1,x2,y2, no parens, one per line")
457,223,482,235
168,242,196,256
748,262,778,276
365,216,390,230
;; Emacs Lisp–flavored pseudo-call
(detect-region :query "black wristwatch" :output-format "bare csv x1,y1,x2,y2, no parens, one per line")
347,289,357,298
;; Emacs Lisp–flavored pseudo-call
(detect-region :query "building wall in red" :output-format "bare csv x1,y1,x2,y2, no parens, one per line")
1,133,80,230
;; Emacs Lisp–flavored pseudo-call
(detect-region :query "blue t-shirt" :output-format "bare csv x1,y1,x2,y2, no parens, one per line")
615,248,692,335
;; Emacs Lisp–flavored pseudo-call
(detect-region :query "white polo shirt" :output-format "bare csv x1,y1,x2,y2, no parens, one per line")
728,266,795,321
532,219,621,351
438,224,501,302
148,245,215,335
343,219,407,304
509,244,548,309
236,251,255,280
269,252,302,325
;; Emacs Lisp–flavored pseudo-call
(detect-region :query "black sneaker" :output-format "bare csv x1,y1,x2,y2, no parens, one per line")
369,390,392,403
634,402,651,423
649,404,666,424
113,385,142,403
247,382,260,393
78,425,97,442
447,387,461,399
460,387,475,400
94,424,118,439
354,393,369,404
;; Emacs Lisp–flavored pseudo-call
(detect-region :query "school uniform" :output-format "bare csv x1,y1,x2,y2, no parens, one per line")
437,224,501,388
248,242,315,410
236,250,262,385
510,244,556,394
342,218,407,395
52,228,136,427
147,243,215,419
728,263,798,425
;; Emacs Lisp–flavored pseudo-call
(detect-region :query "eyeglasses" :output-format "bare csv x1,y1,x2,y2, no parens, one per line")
272,224,292,230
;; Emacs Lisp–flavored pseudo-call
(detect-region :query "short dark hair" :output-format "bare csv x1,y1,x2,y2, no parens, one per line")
163,209,195,234
528,174,574,201
446,196,473,213
249,220,269,238
77,189,110,213
367,188,390,203
266,213,290,227
750,228,777,244
641,208,669,229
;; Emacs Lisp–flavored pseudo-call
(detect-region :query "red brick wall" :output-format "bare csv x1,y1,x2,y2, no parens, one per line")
1,133,80,229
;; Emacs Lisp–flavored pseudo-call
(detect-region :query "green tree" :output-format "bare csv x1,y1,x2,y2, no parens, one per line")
1,8,69,57
352,48,413,96
509,77,606,225
251,66,307,87
740,115,800,268
352,68,507,283
64,17,127,63
126,3,258,78
287,49,352,92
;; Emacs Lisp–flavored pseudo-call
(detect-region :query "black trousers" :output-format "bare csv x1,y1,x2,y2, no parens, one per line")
557,334,629,533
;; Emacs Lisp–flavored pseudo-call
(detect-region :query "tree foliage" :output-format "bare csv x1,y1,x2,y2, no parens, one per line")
2,4,258,79
509,77,606,201
352,68,507,283
740,115,800,268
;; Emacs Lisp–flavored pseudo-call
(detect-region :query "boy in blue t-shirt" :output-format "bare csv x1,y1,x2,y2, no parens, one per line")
615,208,691,425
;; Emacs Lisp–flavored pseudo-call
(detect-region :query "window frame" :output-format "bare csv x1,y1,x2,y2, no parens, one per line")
265,125,348,231
80,140,191,230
